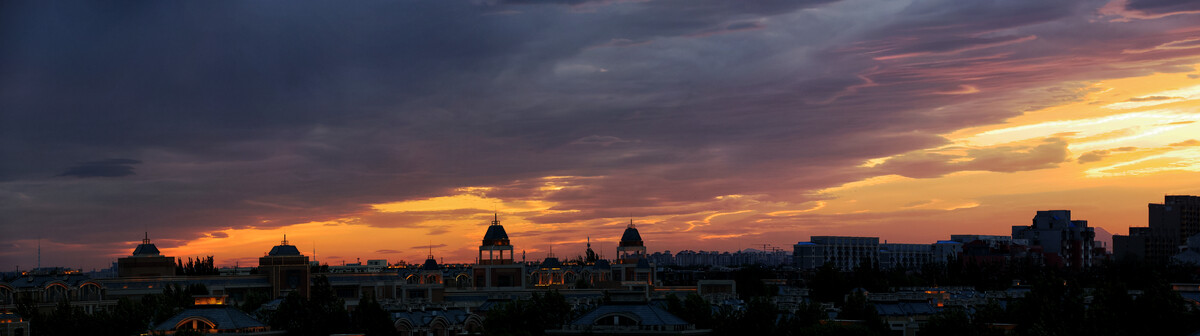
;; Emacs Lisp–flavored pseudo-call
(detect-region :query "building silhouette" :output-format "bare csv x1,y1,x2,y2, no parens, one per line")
1115,195,1200,263
258,236,310,299
117,233,175,278
473,214,525,289
1011,210,1097,269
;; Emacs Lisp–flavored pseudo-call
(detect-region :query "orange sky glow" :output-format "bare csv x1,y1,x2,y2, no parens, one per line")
5,1,1200,272
144,65,1200,267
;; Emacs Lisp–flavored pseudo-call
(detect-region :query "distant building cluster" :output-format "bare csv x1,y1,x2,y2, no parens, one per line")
648,248,791,267
3,195,1200,336
1114,195,1200,264
793,210,1109,271
791,196,1200,272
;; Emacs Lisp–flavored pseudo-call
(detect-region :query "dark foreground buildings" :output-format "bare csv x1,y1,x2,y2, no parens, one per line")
1115,195,1200,263
0,216,706,335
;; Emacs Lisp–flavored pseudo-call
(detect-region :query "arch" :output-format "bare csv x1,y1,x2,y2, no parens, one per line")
527,271,540,286
77,280,103,289
78,282,103,301
563,271,577,285
0,284,13,305
424,274,440,285
593,312,642,326
43,282,69,303
428,316,451,336
43,281,69,291
175,317,217,330
464,314,485,334
455,274,472,289
394,318,415,336
405,274,420,285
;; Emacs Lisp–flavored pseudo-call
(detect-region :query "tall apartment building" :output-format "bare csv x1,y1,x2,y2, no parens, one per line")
793,236,880,271
879,243,933,270
793,236,969,271
1011,210,1097,269
1115,195,1200,263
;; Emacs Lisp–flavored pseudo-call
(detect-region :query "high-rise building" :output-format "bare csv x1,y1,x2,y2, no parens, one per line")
879,243,933,270
793,236,880,271
1011,210,1097,269
1115,195,1200,263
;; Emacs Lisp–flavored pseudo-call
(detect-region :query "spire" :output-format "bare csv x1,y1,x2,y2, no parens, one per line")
628,218,635,228
143,232,150,244
492,212,500,226
587,236,591,248
281,234,289,246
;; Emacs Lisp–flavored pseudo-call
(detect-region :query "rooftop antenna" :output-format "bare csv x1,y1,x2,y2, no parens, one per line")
37,236,41,270
143,232,150,245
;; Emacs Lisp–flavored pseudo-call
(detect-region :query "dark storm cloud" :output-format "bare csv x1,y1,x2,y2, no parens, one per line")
2,0,1200,268
411,244,448,250
58,159,141,178
877,138,1071,178
1122,0,1200,16
1127,95,1176,102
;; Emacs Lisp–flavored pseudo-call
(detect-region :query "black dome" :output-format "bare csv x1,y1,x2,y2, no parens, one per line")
132,243,161,256
483,225,509,242
482,215,511,245
268,245,301,256
619,224,643,247
132,233,162,256
421,257,440,271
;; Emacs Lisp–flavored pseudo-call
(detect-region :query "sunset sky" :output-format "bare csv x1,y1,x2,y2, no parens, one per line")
4,0,1200,271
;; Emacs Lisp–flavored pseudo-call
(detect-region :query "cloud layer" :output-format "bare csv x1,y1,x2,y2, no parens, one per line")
2,0,1200,268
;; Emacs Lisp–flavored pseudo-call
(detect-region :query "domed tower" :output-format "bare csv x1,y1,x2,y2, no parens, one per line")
419,248,443,285
535,248,564,287
473,214,526,289
612,220,655,286
259,235,310,298
479,214,513,265
118,232,176,277
617,221,647,263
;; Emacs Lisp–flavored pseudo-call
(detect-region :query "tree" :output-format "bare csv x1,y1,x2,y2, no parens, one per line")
239,289,273,313
733,265,773,299
921,308,1003,336
665,293,714,329
483,291,573,336
352,296,396,336
837,292,887,334
809,262,848,303
268,275,350,336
